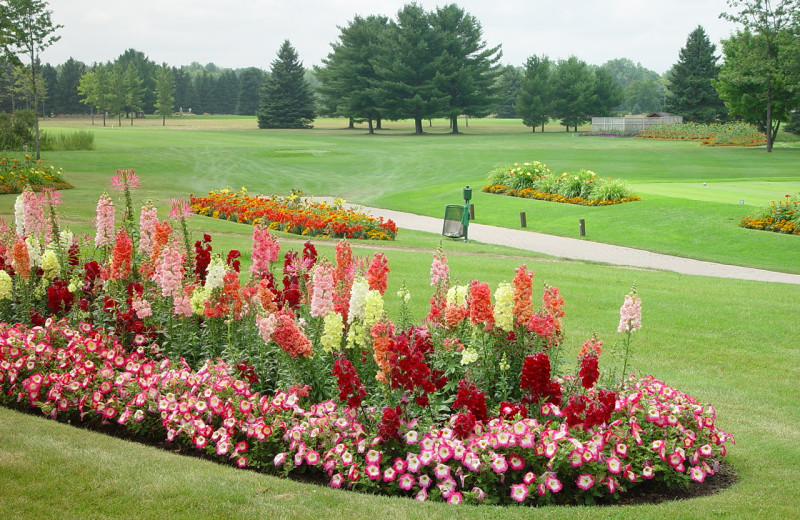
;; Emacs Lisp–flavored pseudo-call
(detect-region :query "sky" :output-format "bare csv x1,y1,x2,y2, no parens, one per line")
40,0,741,75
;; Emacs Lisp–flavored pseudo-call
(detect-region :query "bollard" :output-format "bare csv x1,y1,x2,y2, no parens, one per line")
520,212,527,228
469,204,475,220
579,219,586,236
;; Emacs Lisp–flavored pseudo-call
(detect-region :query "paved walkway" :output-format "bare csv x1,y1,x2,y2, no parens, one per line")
353,205,800,285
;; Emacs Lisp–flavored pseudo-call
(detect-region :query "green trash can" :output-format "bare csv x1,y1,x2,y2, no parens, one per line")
442,205,465,238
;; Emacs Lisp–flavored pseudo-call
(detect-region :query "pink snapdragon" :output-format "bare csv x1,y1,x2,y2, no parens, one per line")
429,247,449,286
93,194,116,247
168,198,192,220
111,169,139,191
618,286,642,333
310,262,335,317
138,204,158,256
250,225,280,279
153,242,185,299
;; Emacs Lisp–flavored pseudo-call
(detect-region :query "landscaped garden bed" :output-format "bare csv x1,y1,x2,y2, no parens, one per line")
482,162,640,206
739,193,800,235
190,188,397,240
636,122,766,146
0,174,733,507
0,154,73,195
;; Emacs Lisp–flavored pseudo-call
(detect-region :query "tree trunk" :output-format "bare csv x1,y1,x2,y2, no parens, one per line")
367,118,374,134
31,57,41,159
102,112,106,127
531,125,535,133
348,117,355,129
451,115,459,134
162,114,166,126
118,114,122,126
376,116,382,130
414,117,423,134
541,122,545,132
766,85,773,153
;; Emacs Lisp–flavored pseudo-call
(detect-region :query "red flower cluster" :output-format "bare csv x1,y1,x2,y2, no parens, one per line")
452,379,489,423
194,234,213,283
562,389,617,430
236,360,260,385
366,252,389,295
388,328,446,407
452,410,477,439
579,352,600,389
46,279,74,315
520,352,561,405
498,401,528,420
332,358,367,408
378,405,403,440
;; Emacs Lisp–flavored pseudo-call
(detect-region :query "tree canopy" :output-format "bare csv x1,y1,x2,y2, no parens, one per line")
257,40,315,129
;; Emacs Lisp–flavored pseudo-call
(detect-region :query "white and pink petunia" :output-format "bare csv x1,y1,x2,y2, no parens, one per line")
398,473,415,490
510,483,529,503
576,473,595,490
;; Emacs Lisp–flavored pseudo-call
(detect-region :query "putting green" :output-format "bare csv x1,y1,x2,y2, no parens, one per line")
633,181,800,206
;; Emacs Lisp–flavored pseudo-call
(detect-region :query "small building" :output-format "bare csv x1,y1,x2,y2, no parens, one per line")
591,113,683,133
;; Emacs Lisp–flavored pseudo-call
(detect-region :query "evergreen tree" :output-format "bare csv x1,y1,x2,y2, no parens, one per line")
215,69,238,114
55,57,85,114
430,4,502,133
515,55,553,132
236,67,264,115
154,63,174,125
494,65,521,118
115,49,157,113
122,62,143,125
665,26,727,122
552,56,595,131
39,61,56,116
315,14,389,133
257,40,315,129
592,67,623,116
371,3,449,134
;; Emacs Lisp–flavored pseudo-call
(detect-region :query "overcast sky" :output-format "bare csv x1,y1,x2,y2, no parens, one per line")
40,0,740,75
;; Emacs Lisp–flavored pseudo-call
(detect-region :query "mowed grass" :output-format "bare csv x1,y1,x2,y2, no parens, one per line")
18,115,800,274
1,116,799,519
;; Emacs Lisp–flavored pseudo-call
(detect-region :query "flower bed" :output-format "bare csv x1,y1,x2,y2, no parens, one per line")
636,122,766,146
0,155,73,195
483,162,639,205
739,194,800,235
190,188,397,240
0,174,732,506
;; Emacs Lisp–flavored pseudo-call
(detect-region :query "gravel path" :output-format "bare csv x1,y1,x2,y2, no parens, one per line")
353,205,800,285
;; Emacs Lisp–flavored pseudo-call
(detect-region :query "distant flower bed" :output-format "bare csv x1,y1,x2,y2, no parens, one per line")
579,131,637,138
483,162,639,205
0,155,73,195
190,188,397,240
636,122,766,146
739,194,800,235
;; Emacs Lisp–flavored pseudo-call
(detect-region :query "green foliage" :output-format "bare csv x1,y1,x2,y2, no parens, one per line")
600,58,664,114
493,65,521,118
637,121,766,145
257,40,316,129
551,57,596,131
0,109,34,150
664,26,727,123
516,55,553,131
0,153,72,193
235,67,265,116
154,63,175,124
38,129,94,150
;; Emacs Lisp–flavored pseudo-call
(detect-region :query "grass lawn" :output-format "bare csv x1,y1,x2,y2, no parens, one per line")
1,116,799,519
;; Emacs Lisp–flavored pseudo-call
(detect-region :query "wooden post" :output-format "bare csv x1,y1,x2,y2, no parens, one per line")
579,219,586,236
520,212,527,227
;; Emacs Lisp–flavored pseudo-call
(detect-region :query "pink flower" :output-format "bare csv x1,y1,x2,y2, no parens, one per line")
398,473,415,490
250,225,280,278
168,198,192,220
429,248,449,286
607,456,622,474
523,471,537,485
509,454,525,470
111,169,139,190
414,488,427,502
446,492,463,505
310,262,335,317
138,204,158,255
491,455,508,474
330,473,344,488
434,463,451,479
618,286,642,333
152,243,185,298
93,194,115,247
382,467,397,482
365,464,381,480
576,473,595,490
510,483,528,502
545,474,562,493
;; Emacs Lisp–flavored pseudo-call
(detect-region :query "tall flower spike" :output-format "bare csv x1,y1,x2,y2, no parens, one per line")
618,285,642,333
93,194,115,248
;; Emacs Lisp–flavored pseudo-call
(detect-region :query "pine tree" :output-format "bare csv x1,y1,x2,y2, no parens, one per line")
665,26,727,123
154,63,175,126
552,56,596,131
236,67,264,115
257,40,315,129
515,55,553,132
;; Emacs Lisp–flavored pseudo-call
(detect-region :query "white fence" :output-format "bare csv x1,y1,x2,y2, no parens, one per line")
591,116,683,133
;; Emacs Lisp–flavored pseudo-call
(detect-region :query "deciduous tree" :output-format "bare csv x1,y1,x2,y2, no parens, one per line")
154,63,174,126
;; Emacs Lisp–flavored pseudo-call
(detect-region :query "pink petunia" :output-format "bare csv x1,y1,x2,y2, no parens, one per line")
491,455,509,474
607,456,622,474
446,492,463,505
545,475,562,493
510,483,528,503
577,473,595,490
509,454,525,470
398,473,415,491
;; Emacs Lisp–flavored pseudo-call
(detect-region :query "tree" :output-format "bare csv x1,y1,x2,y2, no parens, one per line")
515,55,553,132
154,63,174,125
592,67,624,116
552,56,596,131
664,26,727,123
122,62,143,125
55,57,85,114
371,3,449,134
236,67,264,115
717,0,800,151
0,0,62,158
39,61,55,116
494,65,522,118
430,4,503,133
624,78,664,113
77,69,100,123
257,40,315,129
600,58,663,113
115,49,157,113
315,14,389,133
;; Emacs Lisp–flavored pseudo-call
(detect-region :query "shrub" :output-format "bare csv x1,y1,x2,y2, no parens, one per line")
39,130,95,151
739,194,800,235
0,110,35,151
0,155,73,194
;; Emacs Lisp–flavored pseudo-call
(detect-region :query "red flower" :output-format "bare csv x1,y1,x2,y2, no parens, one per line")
333,358,366,408
579,352,600,389
468,280,494,330
520,352,554,402
378,405,403,440
452,410,477,439
452,379,489,423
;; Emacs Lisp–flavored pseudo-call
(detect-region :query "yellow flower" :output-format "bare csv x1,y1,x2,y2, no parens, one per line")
0,270,12,300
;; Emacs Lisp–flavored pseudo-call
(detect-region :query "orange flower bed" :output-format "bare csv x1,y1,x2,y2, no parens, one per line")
482,184,641,206
190,189,397,240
